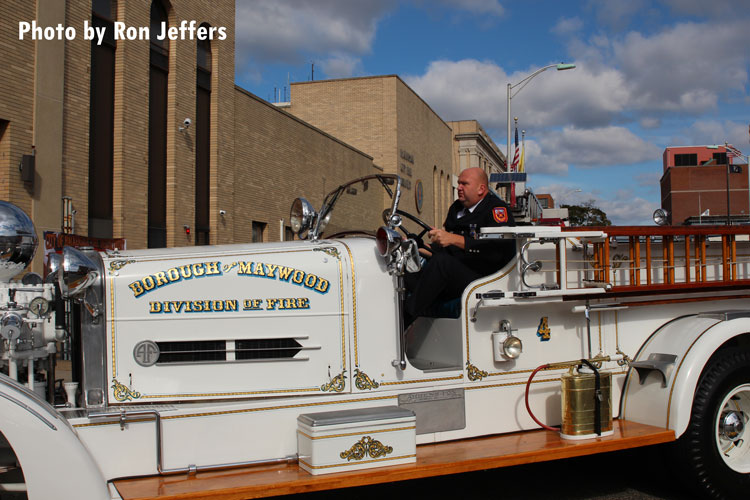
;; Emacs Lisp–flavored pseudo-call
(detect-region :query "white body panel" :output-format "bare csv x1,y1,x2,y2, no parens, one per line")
0,376,109,500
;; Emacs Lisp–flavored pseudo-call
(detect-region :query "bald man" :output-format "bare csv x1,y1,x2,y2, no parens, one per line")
405,167,516,319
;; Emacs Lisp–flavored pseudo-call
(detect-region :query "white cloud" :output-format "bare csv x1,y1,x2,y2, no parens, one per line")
406,59,629,130
539,126,661,167
520,139,568,175
537,184,657,225
320,54,363,79
673,120,750,150
552,17,583,36
613,21,748,113
437,0,505,17
235,0,395,65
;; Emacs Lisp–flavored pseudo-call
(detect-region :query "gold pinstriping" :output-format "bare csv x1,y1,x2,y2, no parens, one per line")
297,426,415,441
379,374,464,386
72,395,399,428
465,377,561,391
338,241,358,367
110,277,116,377
107,247,347,402
299,454,416,469
666,322,718,428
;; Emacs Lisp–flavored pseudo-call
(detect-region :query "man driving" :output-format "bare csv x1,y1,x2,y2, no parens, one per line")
405,167,516,319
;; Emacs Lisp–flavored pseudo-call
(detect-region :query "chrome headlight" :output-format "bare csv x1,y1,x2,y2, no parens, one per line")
60,247,99,298
653,208,669,226
376,226,402,257
290,198,316,239
502,335,523,359
0,201,38,283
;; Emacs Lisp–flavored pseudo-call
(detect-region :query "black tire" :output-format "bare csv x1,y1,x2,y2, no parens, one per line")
672,348,750,499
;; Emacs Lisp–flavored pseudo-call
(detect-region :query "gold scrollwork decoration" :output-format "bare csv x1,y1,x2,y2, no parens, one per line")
111,379,141,402
222,262,238,273
339,436,393,461
466,362,488,381
108,260,135,274
320,371,346,392
354,368,380,390
314,247,341,260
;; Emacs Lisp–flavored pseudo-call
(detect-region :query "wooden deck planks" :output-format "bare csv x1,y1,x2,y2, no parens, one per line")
113,420,675,500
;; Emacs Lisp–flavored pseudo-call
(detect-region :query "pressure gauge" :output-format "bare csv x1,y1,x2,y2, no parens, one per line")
28,296,50,318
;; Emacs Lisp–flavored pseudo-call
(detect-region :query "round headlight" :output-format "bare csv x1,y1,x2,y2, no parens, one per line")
653,208,669,226
376,226,402,257
0,201,38,283
60,247,99,298
502,335,523,359
290,198,315,238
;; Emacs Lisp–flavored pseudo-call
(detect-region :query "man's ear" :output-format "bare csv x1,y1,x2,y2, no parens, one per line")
478,184,488,196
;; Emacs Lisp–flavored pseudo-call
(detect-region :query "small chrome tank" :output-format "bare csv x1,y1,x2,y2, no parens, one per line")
0,201,38,282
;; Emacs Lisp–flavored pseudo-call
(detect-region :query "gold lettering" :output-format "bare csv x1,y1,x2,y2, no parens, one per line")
129,281,145,297
277,266,294,281
266,298,279,310
315,279,329,293
292,270,304,284
264,263,279,277
297,298,310,309
253,262,265,276
167,268,180,281
304,274,317,288
192,300,203,311
212,300,224,311
178,265,192,279
237,261,253,275
142,276,156,291
192,263,205,276
149,302,162,313
225,299,238,311
205,261,221,275
154,271,168,287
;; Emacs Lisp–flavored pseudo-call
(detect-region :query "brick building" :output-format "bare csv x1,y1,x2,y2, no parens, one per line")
287,76,460,228
1,0,376,273
660,145,749,225
1,2,506,275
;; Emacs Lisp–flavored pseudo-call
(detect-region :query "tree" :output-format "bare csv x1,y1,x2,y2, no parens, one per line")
562,200,611,226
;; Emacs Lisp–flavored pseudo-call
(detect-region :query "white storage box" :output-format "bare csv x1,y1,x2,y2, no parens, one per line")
297,406,416,475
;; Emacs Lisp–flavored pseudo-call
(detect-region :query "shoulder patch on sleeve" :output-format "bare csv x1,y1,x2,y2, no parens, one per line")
493,206,508,223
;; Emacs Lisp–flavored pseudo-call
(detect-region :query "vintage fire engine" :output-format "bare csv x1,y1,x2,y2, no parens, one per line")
0,174,749,499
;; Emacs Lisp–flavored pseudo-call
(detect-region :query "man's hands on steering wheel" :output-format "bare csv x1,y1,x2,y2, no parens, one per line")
383,209,433,248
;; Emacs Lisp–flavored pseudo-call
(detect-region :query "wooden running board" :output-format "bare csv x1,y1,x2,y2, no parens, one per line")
113,420,674,500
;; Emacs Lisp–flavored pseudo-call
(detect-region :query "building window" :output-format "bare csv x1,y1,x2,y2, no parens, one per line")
147,0,169,248
195,25,212,246
713,152,728,165
252,221,266,243
88,0,117,238
674,153,697,167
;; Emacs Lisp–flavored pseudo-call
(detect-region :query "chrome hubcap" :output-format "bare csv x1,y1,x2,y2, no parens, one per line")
715,384,750,473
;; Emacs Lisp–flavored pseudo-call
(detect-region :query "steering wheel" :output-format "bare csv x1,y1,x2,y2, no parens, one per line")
382,209,433,245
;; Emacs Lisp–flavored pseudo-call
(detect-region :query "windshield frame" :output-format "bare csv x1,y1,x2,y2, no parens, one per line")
310,174,403,240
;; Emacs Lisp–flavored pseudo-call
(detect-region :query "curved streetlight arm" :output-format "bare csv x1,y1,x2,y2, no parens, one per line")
506,63,575,169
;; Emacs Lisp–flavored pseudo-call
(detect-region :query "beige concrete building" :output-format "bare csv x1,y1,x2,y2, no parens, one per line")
447,120,506,176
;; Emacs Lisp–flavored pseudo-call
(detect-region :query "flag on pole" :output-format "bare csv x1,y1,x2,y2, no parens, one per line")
511,126,520,172
725,144,744,159
518,133,525,173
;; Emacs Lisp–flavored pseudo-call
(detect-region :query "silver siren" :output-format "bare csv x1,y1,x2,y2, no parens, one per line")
0,201,38,283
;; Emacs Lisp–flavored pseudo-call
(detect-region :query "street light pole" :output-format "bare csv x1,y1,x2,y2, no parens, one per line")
506,63,575,170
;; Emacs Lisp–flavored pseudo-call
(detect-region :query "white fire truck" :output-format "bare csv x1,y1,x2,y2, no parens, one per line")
0,174,748,499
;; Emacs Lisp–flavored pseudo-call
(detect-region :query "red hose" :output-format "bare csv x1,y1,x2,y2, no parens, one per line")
525,363,561,432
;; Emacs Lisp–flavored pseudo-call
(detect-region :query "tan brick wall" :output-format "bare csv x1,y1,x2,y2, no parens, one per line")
233,89,376,242
0,0,37,213
289,75,454,228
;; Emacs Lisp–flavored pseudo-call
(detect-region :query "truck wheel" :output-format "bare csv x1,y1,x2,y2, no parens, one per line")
674,348,750,499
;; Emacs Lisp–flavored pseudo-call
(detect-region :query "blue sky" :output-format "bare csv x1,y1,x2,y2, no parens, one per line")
234,0,750,225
